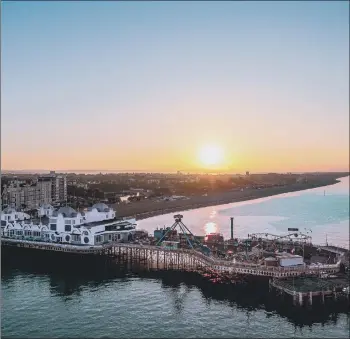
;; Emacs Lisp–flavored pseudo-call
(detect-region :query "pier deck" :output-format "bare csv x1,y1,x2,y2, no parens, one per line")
271,276,348,294
1,238,342,279
270,275,349,306
319,245,349,255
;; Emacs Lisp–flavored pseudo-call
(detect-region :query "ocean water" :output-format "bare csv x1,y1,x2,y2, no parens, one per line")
1,177,349,338
139,176,350,248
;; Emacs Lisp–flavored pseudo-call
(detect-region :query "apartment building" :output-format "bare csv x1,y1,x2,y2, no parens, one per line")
38,171,67,204
2,179,52,210
2,171,67,210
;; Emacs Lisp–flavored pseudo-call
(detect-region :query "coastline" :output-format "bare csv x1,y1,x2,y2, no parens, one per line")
115,177,343,221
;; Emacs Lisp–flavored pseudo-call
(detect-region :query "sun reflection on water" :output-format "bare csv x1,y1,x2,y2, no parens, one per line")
209,210,217,219
204,221,218,235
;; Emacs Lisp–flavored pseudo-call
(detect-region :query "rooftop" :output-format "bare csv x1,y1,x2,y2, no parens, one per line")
2,207,16,214
92,203,110,212
52,206,77,218
78,218,132,229
38,204,54,211
276,253,302,259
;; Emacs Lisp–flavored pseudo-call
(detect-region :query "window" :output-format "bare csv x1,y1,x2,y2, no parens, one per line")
108,234,112,241
50,224,57,231
49,218,56,223
65,225,71,232
16,230,23,236
72,220,75,224
106,214,108,218
65,220,71,225
24,230,32,236
72,234,81,242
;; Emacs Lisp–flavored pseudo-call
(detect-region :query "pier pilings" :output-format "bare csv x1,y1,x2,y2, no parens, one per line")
270,276,349,307
1,238,343,277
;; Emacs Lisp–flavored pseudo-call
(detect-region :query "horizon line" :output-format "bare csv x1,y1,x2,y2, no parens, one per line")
1,169,349,174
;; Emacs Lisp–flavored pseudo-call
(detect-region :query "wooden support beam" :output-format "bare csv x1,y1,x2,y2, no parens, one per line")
308,292,312,306
299,292,303,306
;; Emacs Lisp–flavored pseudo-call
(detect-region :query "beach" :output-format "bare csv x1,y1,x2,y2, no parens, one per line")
115,175,343,220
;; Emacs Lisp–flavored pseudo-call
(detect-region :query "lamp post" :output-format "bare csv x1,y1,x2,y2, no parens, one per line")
230,217,234,240
302,228,312,261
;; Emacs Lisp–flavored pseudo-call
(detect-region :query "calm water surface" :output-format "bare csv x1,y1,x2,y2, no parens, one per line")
139,176,350,248
2,177,349,338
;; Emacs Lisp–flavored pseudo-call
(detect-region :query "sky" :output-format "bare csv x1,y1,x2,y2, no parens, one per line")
1,1,349,173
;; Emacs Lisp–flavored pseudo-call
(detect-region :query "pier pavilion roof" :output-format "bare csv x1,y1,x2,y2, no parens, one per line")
39,203,54,209
55,206,77,218
2,207,16,214
92,203,110,212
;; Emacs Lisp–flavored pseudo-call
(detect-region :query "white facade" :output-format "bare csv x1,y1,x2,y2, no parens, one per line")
37,204,55,217
1,203,136,246
1,207,30,222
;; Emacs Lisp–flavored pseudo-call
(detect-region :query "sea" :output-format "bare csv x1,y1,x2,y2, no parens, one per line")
1,177,349,338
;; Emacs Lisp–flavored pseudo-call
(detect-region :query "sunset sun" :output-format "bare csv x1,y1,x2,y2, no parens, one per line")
198,145,224,167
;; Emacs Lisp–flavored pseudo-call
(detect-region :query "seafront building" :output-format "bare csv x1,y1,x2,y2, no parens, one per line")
2,179,52,210
1,207,30,222
1,203,136,246
2,171,67,210
38,171,67,204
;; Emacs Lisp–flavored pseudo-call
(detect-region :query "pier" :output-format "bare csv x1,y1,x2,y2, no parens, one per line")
2,238,342,279
270,275,349,306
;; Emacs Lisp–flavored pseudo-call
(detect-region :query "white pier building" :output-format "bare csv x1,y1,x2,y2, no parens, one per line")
1,203,136,246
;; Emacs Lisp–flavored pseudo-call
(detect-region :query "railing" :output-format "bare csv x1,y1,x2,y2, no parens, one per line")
1,239,342,275
109,243,340,273
270,280,296,295
2,237,105,251
314,242,349,251
319,244,349,253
